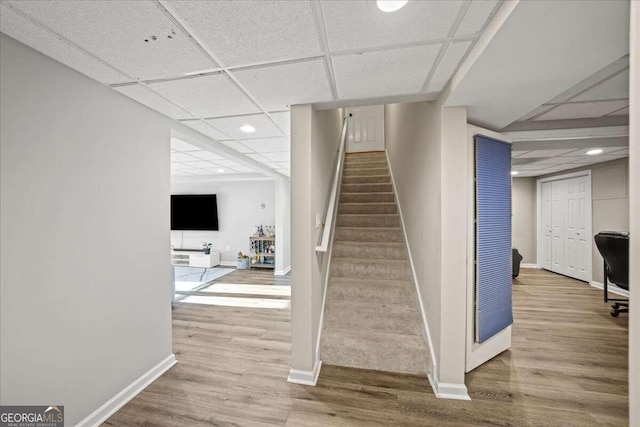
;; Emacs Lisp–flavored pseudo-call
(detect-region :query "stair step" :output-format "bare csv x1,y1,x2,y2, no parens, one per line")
345,152,386,161
344,160,388,170
342,175,391,184
338,202,397,214
324,299,421,334
336,214,400,228
321,329,428,375
343,167,389,177
332,241,407,260
331,258,410,280
335,227,404,242
327,277,415,305
340,192,394,203
341,183,392,194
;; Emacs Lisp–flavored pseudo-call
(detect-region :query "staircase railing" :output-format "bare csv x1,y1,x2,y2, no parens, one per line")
316,118,348,253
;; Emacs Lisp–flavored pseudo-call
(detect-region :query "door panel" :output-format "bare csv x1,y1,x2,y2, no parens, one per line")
551,180,565,274
541,182,553,270
346,106,384,152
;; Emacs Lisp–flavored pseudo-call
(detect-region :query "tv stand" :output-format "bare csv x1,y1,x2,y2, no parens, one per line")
171,249,220,268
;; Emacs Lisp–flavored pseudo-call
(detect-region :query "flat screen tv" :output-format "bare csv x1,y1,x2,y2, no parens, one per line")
171,194,219,231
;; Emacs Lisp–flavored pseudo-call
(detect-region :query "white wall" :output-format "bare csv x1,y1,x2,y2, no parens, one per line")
512,177,537,264
275,179,291,275
0,34,173,425
290,105,342,379
170,179,275,264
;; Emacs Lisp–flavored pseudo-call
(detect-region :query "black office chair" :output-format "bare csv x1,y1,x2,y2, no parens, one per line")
594,231,629,317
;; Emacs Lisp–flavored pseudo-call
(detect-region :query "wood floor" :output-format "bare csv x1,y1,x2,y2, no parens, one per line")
104,268,628,426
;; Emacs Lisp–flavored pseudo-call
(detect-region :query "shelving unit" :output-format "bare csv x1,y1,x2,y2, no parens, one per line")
171,250,221,268
250,236,275,269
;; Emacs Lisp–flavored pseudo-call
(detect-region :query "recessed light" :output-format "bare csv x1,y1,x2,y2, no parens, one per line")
377,0,408,12
586,149,603,155
217,169,225,174
511,171,519,176
239,124,256,133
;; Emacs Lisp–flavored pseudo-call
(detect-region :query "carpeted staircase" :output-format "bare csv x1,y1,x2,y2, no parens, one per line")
320,151,430,376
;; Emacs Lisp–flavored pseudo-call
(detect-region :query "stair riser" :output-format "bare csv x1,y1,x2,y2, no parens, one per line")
340,193,394,203
338,203,397,214
324,302,421,334
336,215,400,228
328,280,415,305
335,228,404,242
332,242,407,259
331,260,411,280
343,168,389,177
345,153,386,162
341,183,392,193
342,175,391,184
344,161,388,170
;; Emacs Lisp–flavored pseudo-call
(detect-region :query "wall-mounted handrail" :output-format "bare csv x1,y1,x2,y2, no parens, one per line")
316,118,348,252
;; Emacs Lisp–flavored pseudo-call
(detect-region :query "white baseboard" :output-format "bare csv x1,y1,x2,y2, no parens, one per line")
75,354,177,427
274,266,291,276
427,373,471,400
521,263,539,269
590,281,629,298
287,360,322,386
220,261,236,267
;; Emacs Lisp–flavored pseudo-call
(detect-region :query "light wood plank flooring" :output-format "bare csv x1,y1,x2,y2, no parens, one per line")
104,268,628,426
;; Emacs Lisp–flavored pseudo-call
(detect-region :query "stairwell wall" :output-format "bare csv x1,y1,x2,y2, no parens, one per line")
290,105,343,380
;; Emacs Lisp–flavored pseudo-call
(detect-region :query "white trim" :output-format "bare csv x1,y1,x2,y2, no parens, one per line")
590,281,630,298
75,354,177,427
521,263,539,269
287,360,322,386
385,151,438,390
274,266,291,276
536,170,593,283
504,125,629,142
427,374,471,400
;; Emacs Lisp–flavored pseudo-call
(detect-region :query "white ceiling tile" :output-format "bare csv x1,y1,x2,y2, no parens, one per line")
181,120,231,140
571,70,629,102
321,1,463,52
511,164,554,171
560,146,629,156
172,170,195,176
188,150,225,161
608,106,629,116
269,111,291,135
170,138,200,152
171,152,200,162
275,169,290,177
171,163,193,170
190,168,217,175
516,149,576,158
276,162,291,169
263,162,280,169
219,140,253,154
207,114,284,139
215,160,241,168
610,148,629,155
181,160,216,168
262,152,290,162
232,166,257,174
169,1,321,67
569,155,628,165
455,0,500,36
535,100,629,121
531,156,584,165
245,153,271,163
147,74,259,118
240,137,290,153
233,59,333,111
0,4,131,84
427,41,472,92
8,0,216,80
115,84,195,120
511,151,531,158
333,44,441,99
521,105,556,121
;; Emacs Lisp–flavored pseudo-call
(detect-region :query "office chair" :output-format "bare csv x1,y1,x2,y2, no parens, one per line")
594,231,629,317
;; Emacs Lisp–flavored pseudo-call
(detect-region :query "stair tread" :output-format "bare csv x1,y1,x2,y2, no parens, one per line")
332,257,408,264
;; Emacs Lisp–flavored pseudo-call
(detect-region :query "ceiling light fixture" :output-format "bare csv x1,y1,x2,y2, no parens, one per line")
239,124,256,133
217,169,225,174
586,149,603,155
511,171,519,176
377,0,408,12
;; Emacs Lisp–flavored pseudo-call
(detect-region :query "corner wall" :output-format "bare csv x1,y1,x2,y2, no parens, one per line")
0,34,173,425
512,177,537,264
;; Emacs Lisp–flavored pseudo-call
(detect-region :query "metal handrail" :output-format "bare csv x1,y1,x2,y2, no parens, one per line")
315,118,348,252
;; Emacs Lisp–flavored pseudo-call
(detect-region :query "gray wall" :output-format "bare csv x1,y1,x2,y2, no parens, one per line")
0,34,173,425
170,180,276,263
512,177,537,264
290,106,342,373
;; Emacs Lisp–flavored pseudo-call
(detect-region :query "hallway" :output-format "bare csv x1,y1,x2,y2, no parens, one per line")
104,268,628,426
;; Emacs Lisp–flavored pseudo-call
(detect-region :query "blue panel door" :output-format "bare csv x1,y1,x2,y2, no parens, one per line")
475,135,513,343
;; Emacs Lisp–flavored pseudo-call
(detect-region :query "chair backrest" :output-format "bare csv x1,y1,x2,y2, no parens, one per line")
594,231,629,290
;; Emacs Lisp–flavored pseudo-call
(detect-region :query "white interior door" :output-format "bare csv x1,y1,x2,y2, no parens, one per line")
551,180,565,274
345,105,384,153
541,181,553,270
563,176,592,282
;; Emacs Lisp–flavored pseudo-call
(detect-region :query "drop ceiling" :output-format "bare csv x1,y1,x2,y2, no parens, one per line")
0,0,502,179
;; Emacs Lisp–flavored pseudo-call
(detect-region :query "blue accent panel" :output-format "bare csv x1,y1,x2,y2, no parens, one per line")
475,135,513,343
